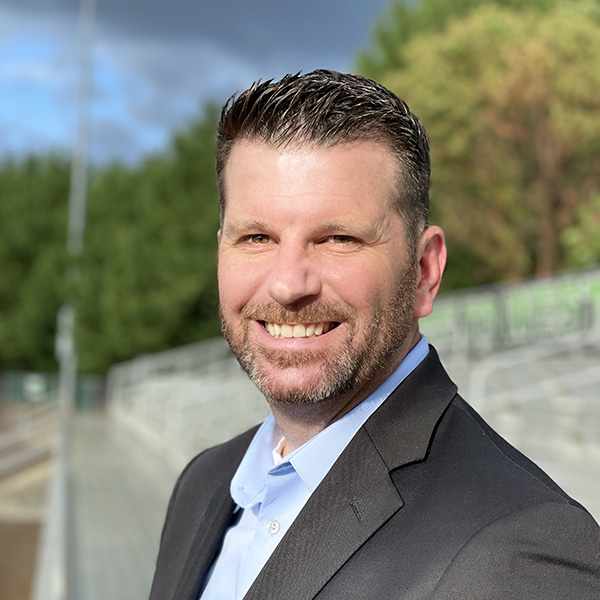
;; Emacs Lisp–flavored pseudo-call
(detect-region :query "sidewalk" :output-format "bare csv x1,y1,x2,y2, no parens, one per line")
66,413,179,600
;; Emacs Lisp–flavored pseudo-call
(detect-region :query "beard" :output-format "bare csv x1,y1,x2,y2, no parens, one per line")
220,262,418,406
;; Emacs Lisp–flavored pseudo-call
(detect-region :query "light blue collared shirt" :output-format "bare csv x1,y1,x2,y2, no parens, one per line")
200,336,429,600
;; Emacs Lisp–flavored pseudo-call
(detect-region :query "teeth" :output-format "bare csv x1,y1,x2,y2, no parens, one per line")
264,322,335,338
293,324,306,337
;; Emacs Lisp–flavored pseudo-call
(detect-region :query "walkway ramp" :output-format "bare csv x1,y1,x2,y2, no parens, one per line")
66,413,179,600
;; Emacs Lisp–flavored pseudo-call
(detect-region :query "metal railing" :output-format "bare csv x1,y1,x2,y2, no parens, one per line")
421,264,600,360
106,338,269,468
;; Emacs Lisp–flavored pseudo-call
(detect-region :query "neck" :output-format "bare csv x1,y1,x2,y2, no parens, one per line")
269,395,351,456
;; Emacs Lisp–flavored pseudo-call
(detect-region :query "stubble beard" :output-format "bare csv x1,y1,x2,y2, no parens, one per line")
221,263,418,406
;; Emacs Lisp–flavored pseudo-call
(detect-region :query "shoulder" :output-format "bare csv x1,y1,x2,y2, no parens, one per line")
424,394,579,504
431,502,600,599
170,424,260,500
155,424,259,559
397,394,600,597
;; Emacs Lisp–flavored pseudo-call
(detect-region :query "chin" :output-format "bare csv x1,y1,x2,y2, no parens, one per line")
250,363,357,406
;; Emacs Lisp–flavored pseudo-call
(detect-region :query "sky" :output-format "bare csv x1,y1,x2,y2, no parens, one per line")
1,0,391,165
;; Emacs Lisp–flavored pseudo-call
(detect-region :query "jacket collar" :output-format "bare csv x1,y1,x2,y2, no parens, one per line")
364,345,458,470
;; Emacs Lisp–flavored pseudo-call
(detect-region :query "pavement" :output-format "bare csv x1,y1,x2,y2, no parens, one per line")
65,413,179,600
0,404,57,600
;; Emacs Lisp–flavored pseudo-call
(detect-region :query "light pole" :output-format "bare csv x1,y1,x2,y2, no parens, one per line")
38,2,96,599
56,0,96,416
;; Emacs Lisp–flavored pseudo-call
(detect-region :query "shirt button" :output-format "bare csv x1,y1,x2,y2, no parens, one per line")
266,519,280,534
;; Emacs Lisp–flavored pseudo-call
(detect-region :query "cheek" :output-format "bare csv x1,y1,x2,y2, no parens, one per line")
218,256,267,312
322,259,395,305
321,256,373,287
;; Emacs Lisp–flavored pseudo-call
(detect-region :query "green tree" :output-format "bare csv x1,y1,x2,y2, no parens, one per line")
561,193,600,267
0,156,69,370
358,0,584,80
376,5,600,286
76,107,222,372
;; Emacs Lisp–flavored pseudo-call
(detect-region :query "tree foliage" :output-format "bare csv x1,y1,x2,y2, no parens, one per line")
561,193,600,267
374,4,600,286
0,156,69,370
357,0,588,80
0,107,222,374
76,108,222,372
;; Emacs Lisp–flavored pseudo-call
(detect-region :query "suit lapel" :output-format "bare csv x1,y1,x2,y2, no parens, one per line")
173,478,236,600
169,427,259,600
244,347,457,600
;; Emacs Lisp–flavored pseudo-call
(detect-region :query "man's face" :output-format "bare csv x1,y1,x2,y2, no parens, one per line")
218,139,421,406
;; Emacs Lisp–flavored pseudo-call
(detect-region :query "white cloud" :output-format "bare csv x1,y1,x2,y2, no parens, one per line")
0,0,390,164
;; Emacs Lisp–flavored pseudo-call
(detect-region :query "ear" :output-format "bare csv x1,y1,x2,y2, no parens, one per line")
413,226,446,320
217,228,222,244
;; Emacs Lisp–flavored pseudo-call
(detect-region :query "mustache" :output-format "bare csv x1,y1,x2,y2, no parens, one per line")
240,301,352,324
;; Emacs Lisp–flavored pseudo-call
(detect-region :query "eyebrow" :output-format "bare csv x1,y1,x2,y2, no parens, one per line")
318,222,359,234
317,222,379,239
222,219,270,237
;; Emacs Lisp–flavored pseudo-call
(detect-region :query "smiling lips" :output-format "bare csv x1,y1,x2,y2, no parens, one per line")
263,322,338,339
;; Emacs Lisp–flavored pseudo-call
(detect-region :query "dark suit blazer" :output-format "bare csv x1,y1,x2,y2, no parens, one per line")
149,347,600,600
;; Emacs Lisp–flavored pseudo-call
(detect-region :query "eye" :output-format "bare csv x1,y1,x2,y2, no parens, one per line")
249,234,270,244
330,235,356,245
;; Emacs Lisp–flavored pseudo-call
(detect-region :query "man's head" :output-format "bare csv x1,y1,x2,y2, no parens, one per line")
216,70,430,248
216,71,445,411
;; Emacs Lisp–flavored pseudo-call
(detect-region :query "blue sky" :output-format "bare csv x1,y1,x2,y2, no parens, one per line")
1,0,391,165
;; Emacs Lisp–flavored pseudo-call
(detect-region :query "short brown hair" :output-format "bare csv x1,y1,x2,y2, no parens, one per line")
216,70,430,245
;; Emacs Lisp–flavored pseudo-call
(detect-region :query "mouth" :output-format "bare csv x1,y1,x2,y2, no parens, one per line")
261,321,340,339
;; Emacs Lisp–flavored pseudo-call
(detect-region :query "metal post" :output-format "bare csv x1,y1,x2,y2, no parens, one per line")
37,2,97,600
56,0,96,413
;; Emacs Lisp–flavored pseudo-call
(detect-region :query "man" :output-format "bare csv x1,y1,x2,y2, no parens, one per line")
150,71,600,600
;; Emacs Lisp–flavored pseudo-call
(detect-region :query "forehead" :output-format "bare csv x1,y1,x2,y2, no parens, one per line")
222,139,399,222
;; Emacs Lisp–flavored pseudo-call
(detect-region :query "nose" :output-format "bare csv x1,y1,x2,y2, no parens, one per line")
265,243,322,307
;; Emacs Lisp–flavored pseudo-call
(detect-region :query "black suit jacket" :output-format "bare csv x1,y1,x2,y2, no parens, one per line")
149,348,600,599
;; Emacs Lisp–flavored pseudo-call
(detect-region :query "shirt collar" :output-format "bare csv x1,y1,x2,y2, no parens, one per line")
231,415,279,507
231,336,429,506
